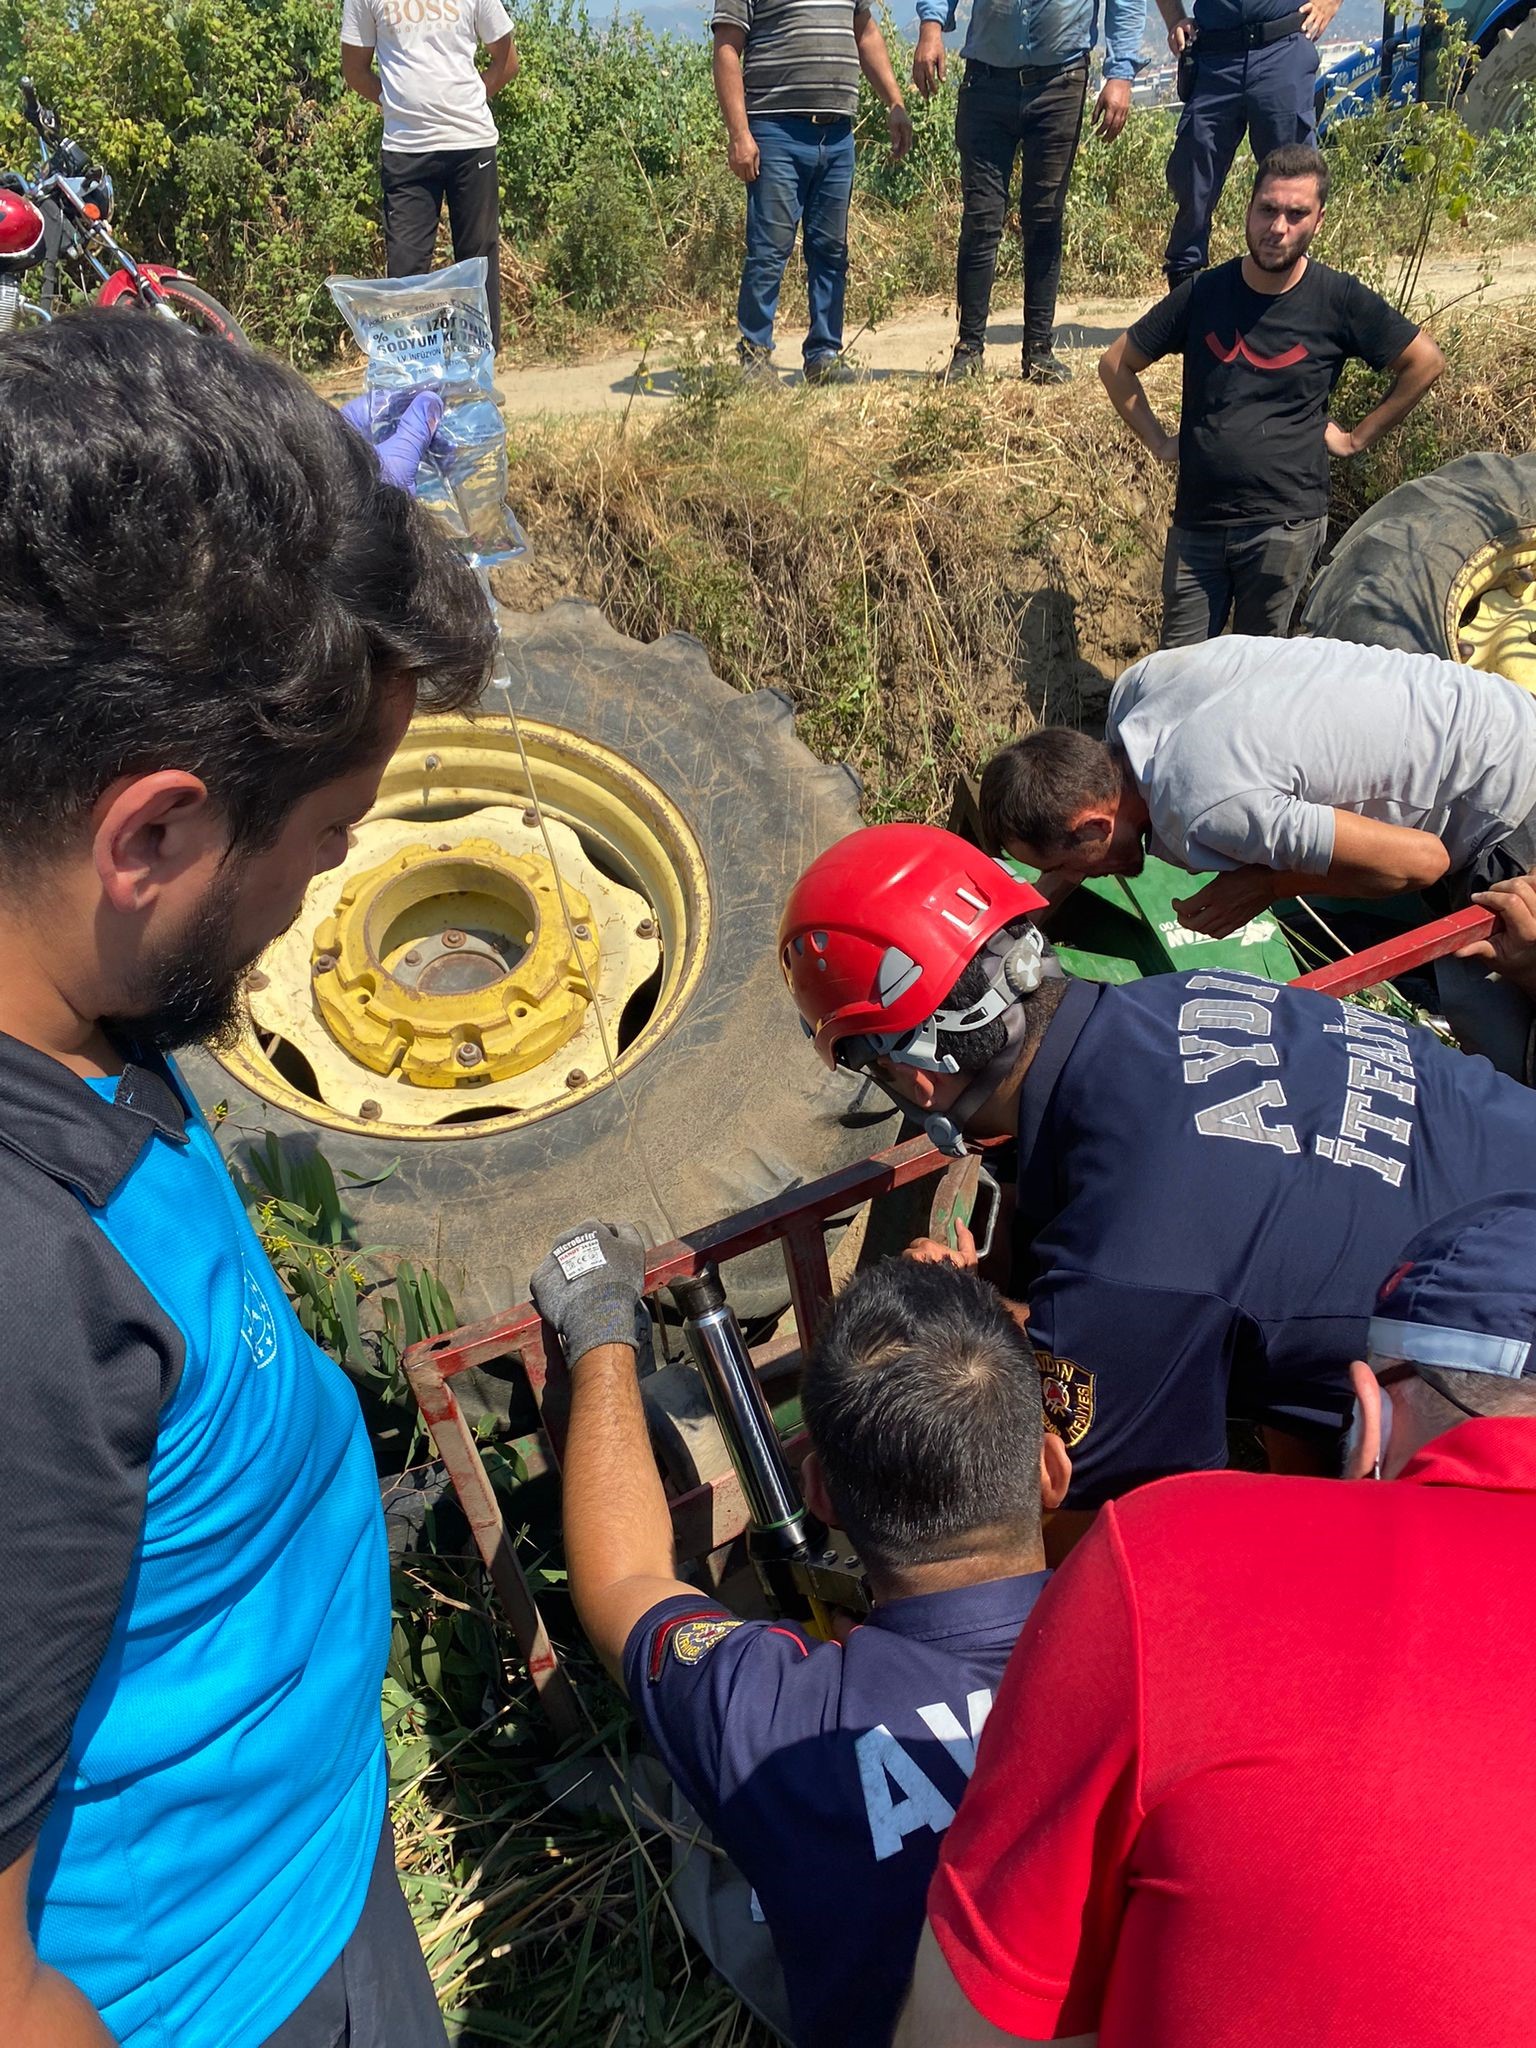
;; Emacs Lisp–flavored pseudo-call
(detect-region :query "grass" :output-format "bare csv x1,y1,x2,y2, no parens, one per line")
387,1550,775,2048
494,297,1536,818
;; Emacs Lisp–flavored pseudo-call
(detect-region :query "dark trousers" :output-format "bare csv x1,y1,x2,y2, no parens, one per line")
260,1824,448,2048
380,146,502,350
955,56,1088,357
1164,35,1318,280
1159,515,1326,646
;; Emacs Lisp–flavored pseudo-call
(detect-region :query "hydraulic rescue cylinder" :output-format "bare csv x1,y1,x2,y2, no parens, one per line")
671,1266,867,1629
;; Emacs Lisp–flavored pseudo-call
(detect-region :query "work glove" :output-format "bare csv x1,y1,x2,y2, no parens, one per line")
339,389,444,494
530,1219,650,1366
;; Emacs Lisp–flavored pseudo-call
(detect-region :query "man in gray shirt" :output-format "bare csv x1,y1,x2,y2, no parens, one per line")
711,0,911,383
978,634,1536,1074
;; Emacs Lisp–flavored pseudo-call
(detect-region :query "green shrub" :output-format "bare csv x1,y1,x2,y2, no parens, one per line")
1,0,1531,359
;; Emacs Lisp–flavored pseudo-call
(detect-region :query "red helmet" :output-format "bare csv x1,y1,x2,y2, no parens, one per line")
779,824,1048,1069
0,187,43,265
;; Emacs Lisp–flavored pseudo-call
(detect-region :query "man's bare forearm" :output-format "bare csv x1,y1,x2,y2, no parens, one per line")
854,13,904,105
1099,343,1176,460
481,34,519,95
561,1343,677,1670
4,1959,115,2047
1348,337,1445,453
712,40,751,141
340,48,383,104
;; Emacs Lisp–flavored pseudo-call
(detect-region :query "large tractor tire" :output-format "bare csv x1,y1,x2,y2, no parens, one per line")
182,601,896,1323
1300,451,1536,688
1461,10,1536,135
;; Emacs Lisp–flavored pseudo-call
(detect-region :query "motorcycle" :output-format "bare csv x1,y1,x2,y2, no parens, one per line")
0,77,246,340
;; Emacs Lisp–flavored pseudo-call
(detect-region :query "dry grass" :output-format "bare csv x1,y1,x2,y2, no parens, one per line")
492,301,1536,819
389,1548,777,2048
498,373,1171,817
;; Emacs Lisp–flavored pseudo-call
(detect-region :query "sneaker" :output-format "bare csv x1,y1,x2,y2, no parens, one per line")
943,345,984,383
1024,348,1072,386
736,342,778,385
804,352,855,386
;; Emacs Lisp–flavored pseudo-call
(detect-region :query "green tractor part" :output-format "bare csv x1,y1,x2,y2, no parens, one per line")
1005,855,1300,986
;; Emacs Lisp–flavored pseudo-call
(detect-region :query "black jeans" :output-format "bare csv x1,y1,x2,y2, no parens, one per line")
955,56,1088,357
380,146,502,350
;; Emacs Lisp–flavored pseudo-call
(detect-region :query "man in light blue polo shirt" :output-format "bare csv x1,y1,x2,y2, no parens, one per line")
912,0,1145,383
0,312,491,2046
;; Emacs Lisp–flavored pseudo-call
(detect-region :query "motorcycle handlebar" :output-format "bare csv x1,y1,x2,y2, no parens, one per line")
19,77,59,144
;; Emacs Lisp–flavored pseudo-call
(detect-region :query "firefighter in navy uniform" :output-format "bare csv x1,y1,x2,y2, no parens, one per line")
779,824,1536,1517
529,1228,1070,2048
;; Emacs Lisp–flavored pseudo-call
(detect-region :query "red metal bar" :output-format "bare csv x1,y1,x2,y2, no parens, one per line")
403,1341,587,1742
782,1218,836,1351
413,1132,948,1384
1290,906,1496,999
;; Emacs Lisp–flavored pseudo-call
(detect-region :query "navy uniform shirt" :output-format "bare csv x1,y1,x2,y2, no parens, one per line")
1015,973,1536,1507
1194,0,1300,32
624,1573,1049,2048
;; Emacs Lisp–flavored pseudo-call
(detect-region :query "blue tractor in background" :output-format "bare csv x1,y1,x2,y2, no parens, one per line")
1318,0,1536,133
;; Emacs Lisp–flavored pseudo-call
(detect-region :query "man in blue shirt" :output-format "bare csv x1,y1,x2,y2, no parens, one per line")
912,0,1145,383
1156,0,1340,287
0,313,491,2046
530,1226,1070,2048
780,826,1536,1524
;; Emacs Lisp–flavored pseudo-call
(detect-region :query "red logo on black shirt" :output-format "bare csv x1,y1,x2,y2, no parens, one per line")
1205,331,1310,370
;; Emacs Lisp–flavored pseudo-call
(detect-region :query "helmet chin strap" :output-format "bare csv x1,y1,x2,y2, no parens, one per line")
920,998,1034,1159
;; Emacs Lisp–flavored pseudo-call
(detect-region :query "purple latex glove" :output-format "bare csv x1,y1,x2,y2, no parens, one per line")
339,389,444,493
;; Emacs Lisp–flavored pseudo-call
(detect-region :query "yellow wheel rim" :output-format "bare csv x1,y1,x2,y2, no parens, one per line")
213,713,711,1139
1447,530,1536,693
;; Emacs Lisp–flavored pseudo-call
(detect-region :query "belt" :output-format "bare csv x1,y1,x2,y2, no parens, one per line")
1194,10,1305,52
964,53,1090,77
804,111,849,125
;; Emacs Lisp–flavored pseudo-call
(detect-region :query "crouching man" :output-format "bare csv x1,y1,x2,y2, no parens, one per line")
530,1228,1068,2048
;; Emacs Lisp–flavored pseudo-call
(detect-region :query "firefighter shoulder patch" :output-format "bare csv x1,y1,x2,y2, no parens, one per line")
1037,1352,1096,1450
648,1609,744,1682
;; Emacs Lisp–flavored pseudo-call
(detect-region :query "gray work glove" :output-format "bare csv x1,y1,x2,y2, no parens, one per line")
530,1219,650,1366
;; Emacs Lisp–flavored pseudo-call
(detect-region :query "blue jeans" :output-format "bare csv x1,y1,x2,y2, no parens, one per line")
1164,35,1319,280
737,115,855,363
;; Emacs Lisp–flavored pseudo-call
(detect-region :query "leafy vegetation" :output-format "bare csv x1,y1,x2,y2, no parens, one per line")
2,0,1534,360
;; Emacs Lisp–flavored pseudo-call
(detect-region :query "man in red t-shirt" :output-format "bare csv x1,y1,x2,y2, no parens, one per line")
895,1190,1536,2048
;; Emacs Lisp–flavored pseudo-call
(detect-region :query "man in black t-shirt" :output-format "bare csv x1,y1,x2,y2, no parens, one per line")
1099,144,1443,649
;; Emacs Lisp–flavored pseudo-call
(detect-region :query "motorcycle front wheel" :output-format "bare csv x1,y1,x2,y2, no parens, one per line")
123,276,248,345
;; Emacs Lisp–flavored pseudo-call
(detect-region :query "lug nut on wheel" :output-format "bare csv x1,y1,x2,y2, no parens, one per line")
442,929,467,949
314,952,337,975
566,1069,588,1089
455,1042,483,1067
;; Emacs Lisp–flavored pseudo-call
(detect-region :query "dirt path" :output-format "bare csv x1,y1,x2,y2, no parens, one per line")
488,242,1536,418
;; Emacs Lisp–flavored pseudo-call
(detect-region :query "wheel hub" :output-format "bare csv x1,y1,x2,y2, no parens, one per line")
1448,529,1536,692
249,804,661,1126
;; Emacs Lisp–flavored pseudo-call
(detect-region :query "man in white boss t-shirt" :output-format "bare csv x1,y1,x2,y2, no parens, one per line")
341,0,519,349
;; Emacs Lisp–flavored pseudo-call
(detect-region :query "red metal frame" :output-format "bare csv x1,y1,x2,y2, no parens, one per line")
1291,906,1496,999
403,903,1499,1733
403,1134,953,1737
